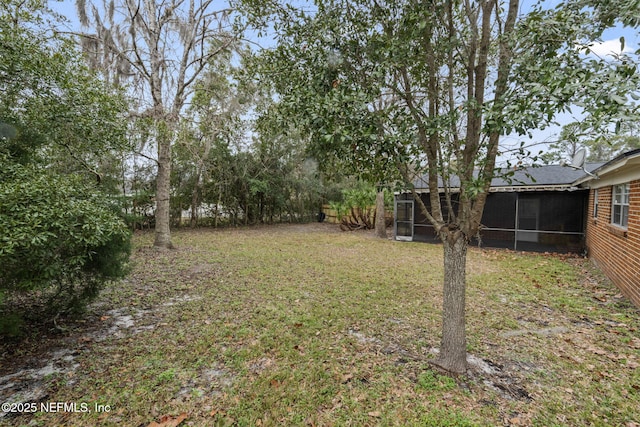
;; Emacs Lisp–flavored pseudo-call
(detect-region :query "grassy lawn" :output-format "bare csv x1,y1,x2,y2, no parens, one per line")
2,224,639,426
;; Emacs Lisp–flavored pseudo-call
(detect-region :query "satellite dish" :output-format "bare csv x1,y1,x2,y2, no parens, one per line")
567,147,598,179
570,148,587,169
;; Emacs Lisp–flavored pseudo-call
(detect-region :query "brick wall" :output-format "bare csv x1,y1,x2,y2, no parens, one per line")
585,180,640,308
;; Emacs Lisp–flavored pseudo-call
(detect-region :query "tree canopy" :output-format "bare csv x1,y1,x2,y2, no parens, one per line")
241,0,639,372
0,0,131,336
543,121,640,164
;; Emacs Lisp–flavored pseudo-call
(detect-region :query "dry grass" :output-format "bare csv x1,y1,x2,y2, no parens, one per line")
1,223,639,426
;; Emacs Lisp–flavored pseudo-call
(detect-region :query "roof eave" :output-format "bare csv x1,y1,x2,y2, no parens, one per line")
410,184,582,193
573,150,640,186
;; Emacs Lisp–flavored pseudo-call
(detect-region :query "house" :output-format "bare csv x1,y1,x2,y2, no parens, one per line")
394,150,640,308
574,148,640,308
394,164,601,252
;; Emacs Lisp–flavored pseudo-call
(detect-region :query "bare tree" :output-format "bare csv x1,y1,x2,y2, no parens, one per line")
77,0,241,248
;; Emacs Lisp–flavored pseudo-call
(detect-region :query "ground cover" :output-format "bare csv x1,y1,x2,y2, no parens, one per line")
1,223,639,426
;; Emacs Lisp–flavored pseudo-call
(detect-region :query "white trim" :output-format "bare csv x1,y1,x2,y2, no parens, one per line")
410,184,582,194
586,167,640,189
489,185,579,193
611,183,630,228
575,151,640,187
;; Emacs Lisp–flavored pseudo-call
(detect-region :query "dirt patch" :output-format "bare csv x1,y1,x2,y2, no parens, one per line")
173,364,236,403
500,326,569,338
0,348,81,420
427,348,533,402
346,327,535,403
0,293,203,416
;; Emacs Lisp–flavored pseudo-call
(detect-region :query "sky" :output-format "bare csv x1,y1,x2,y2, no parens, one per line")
504,0,639,161
48,0,639,164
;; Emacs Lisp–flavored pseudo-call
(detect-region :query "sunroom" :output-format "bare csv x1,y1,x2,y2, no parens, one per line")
394,164,600,253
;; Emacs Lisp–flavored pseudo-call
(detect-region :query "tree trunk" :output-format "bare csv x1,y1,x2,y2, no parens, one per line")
154,138,173,249
374,189,387,238
435,233,468,373
190,170,202,228
215,188,222,228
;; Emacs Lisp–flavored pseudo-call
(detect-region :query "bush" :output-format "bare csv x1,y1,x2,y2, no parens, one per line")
328,182,394,230
0,162,131,336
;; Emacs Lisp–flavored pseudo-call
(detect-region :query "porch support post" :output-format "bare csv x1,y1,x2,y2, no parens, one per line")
514,193,519,251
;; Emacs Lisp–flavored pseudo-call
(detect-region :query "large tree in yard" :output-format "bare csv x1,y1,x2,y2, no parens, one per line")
243,0,639,372
76,0,242,248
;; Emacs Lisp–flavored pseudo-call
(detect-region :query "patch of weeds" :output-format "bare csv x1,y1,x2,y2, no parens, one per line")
417,407,479,427
156,368,176,383
416,369,457,392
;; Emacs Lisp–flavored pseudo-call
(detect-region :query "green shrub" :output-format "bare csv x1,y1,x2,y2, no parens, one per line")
328,182,394,228
0,309,23,338
0,161,131,335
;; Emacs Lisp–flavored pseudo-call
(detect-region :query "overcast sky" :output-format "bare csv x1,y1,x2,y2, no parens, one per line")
48,0,638,164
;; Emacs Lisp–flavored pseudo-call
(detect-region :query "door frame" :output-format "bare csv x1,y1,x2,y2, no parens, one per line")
395,197,414,241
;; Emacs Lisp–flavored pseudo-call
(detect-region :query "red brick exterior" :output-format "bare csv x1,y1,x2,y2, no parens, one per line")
586,180,640,308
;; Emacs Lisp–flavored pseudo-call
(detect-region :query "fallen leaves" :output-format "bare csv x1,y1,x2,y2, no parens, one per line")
625,360,639,369
270,379,282,388
4,226,640,427
588,346,608,356
506,415,528,426
147,412,188,427
340,373,354,384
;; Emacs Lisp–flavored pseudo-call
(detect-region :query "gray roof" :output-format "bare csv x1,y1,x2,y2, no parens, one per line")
578,148,640,181
413,163,604,191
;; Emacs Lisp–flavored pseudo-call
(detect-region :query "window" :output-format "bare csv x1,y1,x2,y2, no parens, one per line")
612,183,630,227
593,189,599,218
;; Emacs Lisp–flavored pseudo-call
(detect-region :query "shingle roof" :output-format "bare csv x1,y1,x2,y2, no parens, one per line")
412,163,604,191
